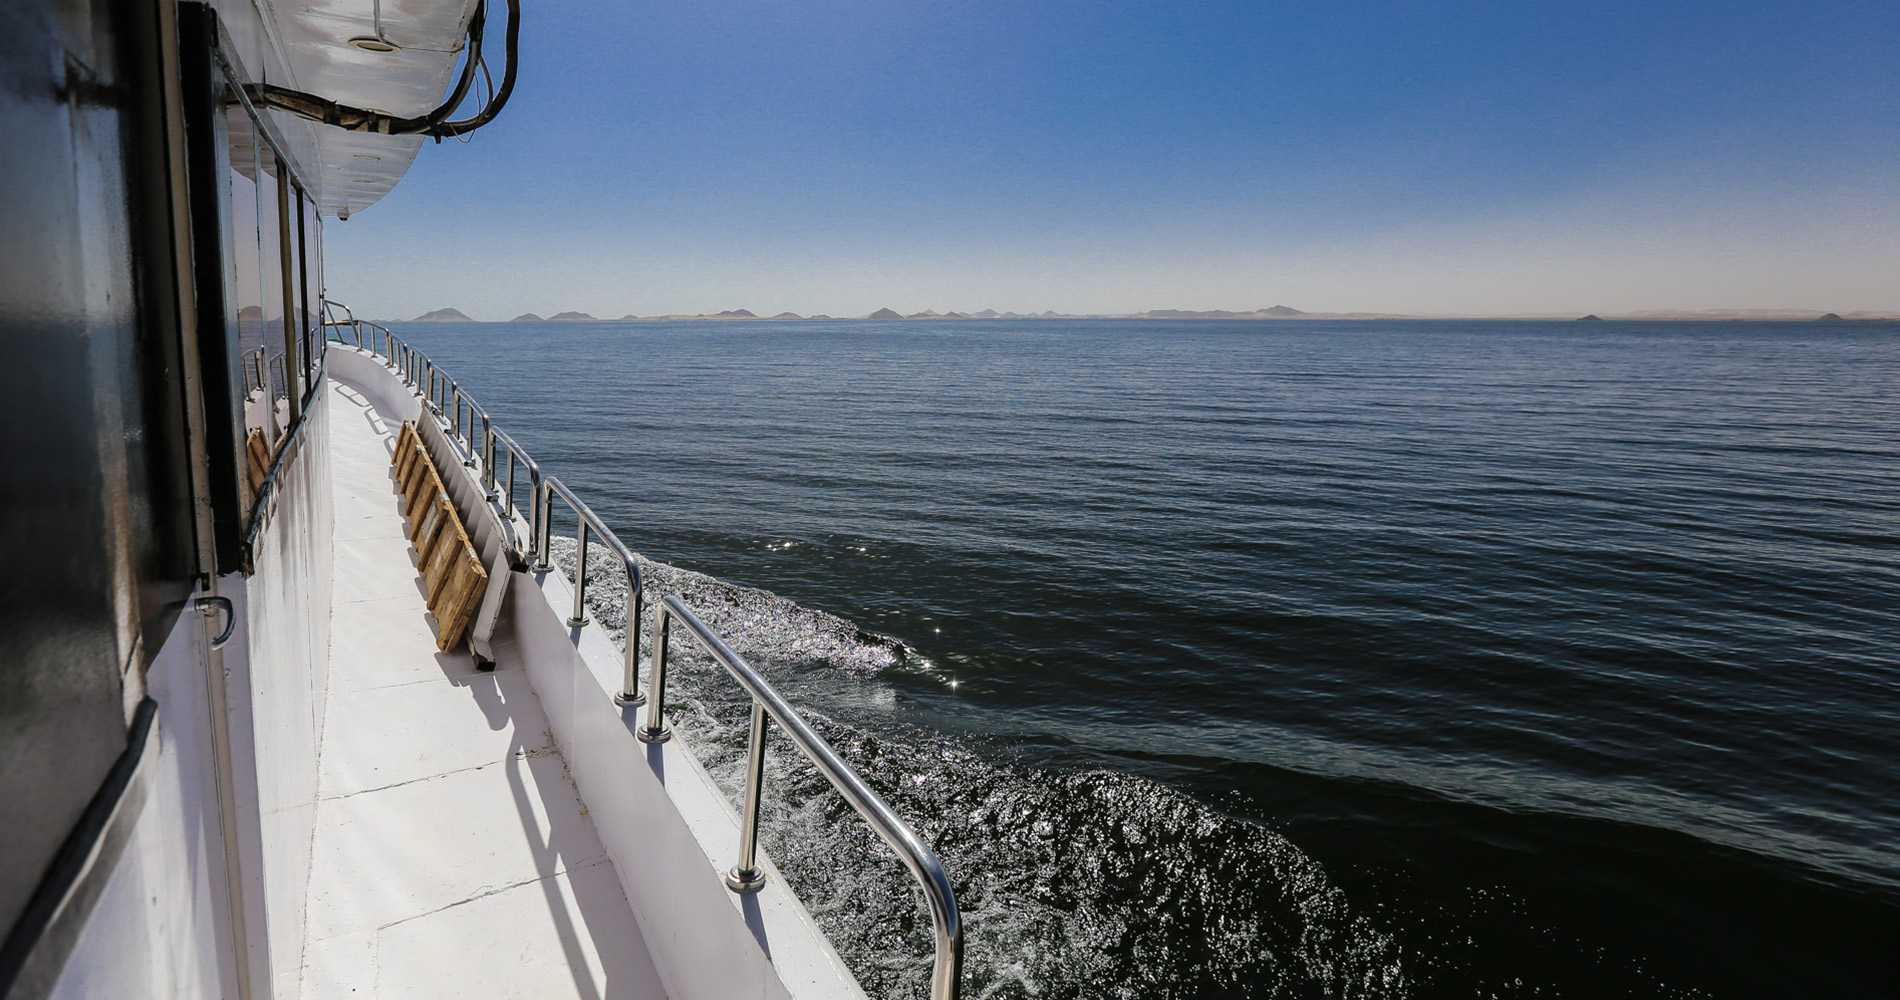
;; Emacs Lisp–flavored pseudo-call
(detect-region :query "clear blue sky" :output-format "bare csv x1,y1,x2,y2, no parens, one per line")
327,0,1900,319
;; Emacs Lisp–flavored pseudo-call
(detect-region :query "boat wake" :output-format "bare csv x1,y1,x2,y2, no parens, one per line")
550,539,1407,999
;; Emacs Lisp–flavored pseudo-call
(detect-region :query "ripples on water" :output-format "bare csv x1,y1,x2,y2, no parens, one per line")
402,319,1900,998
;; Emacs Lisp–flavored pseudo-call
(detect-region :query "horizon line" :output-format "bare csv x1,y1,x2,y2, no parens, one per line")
386,306,1900,324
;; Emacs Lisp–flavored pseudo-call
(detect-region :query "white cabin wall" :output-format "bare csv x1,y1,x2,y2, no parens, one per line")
48,595,239,999
237,382,335,999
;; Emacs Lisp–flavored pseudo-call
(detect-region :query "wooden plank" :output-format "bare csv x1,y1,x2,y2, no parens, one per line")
392,421,418,479
435,542,489,651
411,495,445,567
400,446,433,519
246,429,270,496
406,467,444,541
422,509,464,611
419,494,460,586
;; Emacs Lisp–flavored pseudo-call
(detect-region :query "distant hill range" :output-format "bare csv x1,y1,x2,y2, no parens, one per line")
410,307,474,322
510,313,544,323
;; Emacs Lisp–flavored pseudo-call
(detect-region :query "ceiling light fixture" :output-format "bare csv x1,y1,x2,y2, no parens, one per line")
348,0,401,52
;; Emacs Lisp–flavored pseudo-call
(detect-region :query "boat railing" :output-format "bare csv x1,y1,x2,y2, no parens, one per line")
537,472,648,710
321,312,963,1000
648,595,964,1000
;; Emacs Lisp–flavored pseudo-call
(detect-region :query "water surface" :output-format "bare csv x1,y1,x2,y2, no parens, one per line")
389,318,1900,998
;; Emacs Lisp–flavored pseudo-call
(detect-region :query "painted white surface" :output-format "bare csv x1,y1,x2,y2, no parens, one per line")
332,343,521,662
303,379,667,999
241,371,337,1000
328,346,421,424
48,601,240,999
337,347,869,1000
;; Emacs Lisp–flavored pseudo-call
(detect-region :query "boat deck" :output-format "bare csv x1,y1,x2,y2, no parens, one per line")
302,380,669,999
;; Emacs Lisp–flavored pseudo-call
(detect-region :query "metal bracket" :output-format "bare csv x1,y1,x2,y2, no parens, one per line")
195,595,236,649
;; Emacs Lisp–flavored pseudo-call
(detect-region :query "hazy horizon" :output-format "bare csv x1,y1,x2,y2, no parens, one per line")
326,1,1900,320
384,305,1895,324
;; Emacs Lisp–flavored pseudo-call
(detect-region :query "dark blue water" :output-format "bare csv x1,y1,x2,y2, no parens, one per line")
388,318,1900,998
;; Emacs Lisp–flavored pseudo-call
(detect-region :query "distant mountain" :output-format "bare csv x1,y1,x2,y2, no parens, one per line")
866,308,903,320
1262,304,1305,317
548,311,596,321
942,312,968,319
906,311,940,319
510,313,544,323
771,312,802,319
715,309,758,318
972,309,1000,318
412,307,474,322
807,314,833,320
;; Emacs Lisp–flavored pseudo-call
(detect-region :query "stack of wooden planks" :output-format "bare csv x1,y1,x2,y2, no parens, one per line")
393,421,489,651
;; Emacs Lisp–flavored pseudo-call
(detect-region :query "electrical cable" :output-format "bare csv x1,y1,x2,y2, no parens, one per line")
246,0,519,137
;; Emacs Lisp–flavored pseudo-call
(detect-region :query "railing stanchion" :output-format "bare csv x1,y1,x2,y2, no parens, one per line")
725,700,770,891
505,449,517,517
568,521,590,627
628,599,662,719
532,477,553,572
482,417,497,493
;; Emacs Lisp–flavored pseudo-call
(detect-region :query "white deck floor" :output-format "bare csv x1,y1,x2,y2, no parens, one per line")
303,381,668,999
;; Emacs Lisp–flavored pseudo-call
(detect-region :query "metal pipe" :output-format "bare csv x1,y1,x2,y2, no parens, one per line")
569,520,590,627
627,600,662,717
659,596,962,1000
504,448,516,517
725,699,769,891
482,416,497,494
532,478,553,572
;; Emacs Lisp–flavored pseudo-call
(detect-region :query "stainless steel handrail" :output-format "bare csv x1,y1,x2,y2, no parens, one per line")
647,595,964,1000
537,475,647,708
488,424,541,536
321,316,960,998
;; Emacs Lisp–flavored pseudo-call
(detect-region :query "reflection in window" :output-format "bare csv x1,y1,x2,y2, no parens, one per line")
225,102,264,383
257,146,286,399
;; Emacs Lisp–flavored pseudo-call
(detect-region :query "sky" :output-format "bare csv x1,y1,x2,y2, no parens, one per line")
325,0,1900,320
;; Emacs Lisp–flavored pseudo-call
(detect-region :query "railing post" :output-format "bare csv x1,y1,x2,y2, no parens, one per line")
504,449,517,517
482,417,497,494
532,478,553,572
725,700,769,892
568,519,590,627
628,598,662,719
